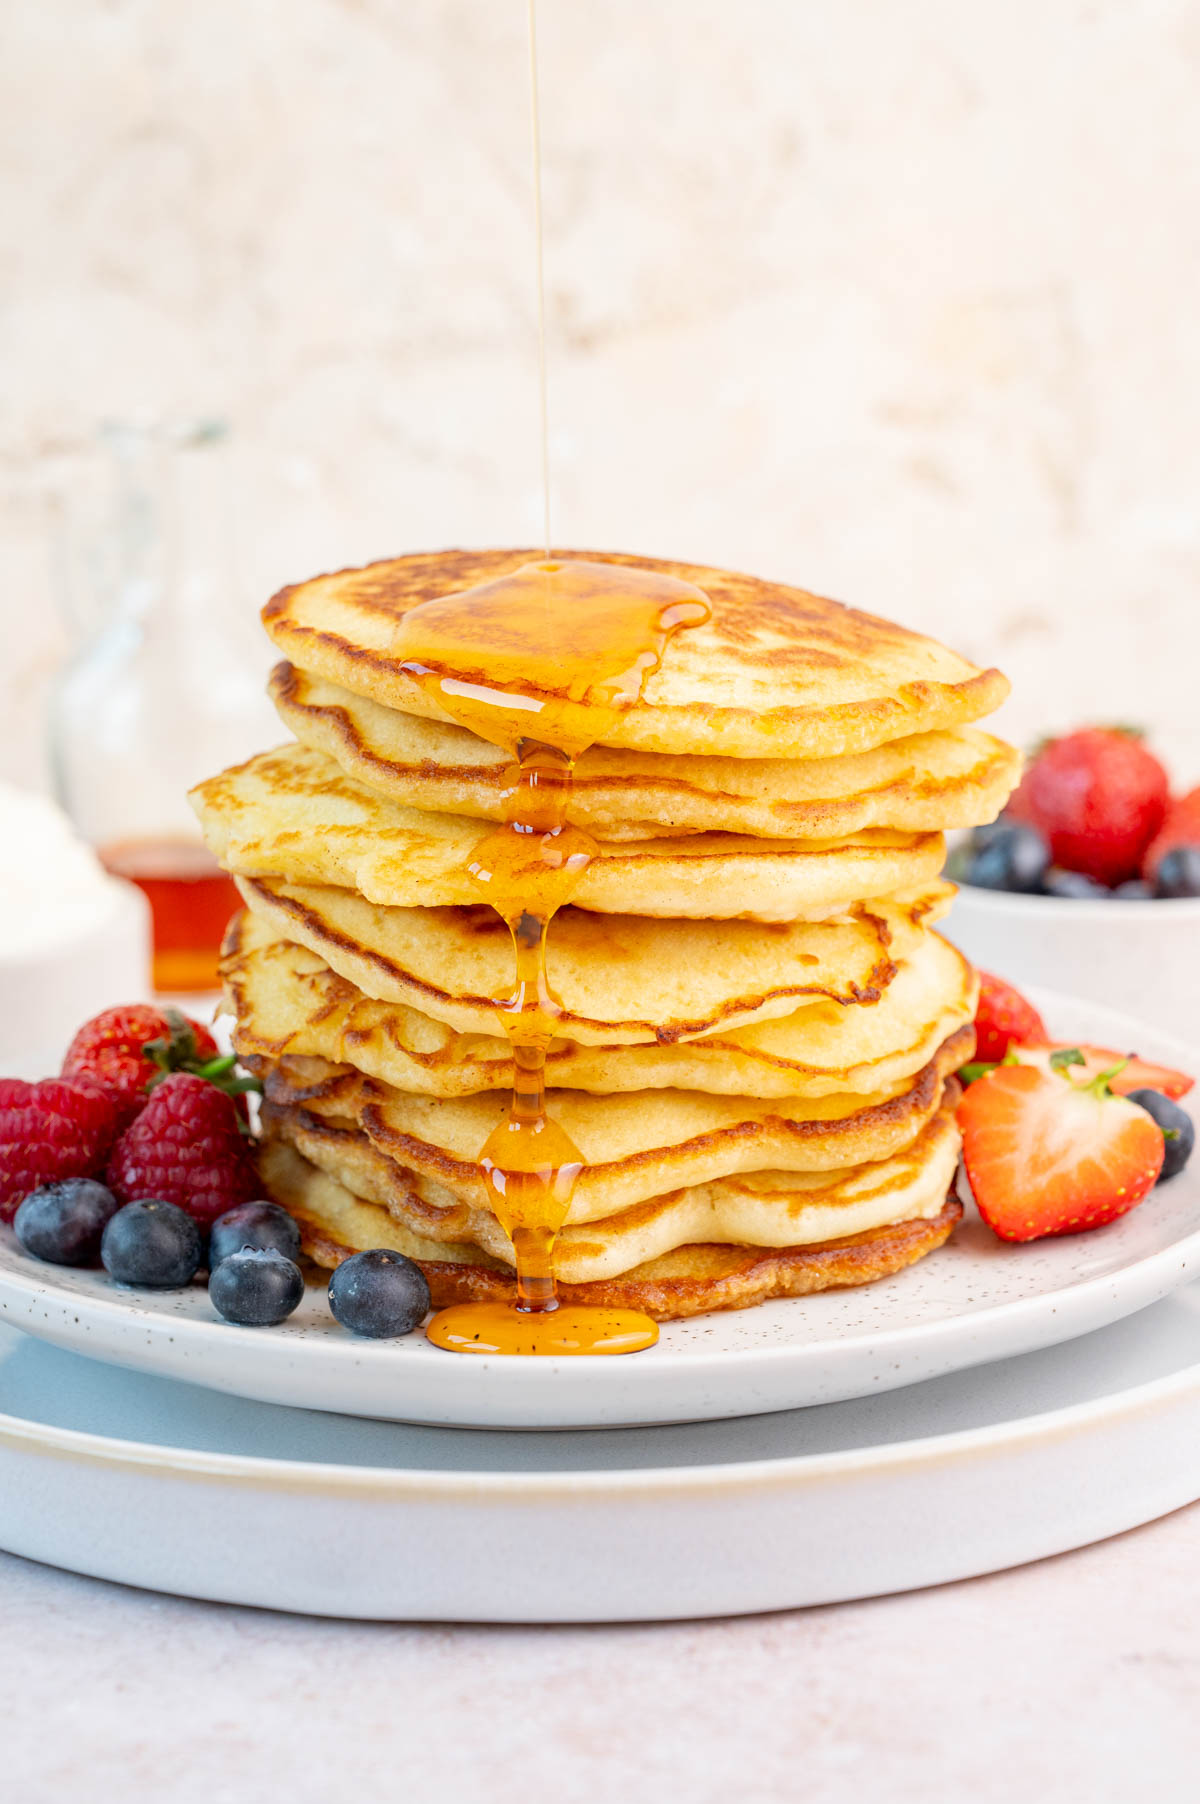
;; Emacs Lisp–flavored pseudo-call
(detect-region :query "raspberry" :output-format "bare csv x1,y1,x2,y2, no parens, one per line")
63,1005,221,1129
106,1073,258,1227
0,1078,124,1222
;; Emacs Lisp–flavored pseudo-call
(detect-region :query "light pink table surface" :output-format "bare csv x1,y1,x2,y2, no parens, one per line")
3,1503,1198,1803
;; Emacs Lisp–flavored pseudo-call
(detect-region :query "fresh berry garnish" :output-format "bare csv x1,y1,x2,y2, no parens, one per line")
971,972,1048,1067
1143,785,1200,879
1125,1088,1195,1183
106,1073,258,1227
0,1078,123,1222
1154,846,1200,899
1006,727,1168,887
959,821,1049,893
957,1060,1165,1241
1043,867,1110,899
1010,1043,1194,1100
328,1249,431,1338
62,1004,252,1127
208,1200,302,1271
209,1247,304,1326
14,1178,119,1266
101,1199,203,1288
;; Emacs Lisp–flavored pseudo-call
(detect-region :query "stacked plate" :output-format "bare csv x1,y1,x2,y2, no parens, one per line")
2,551,1198,1621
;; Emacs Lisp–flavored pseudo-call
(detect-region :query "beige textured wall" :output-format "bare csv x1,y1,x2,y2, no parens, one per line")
5,0,1200,788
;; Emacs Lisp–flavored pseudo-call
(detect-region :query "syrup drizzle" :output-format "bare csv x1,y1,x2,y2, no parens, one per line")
387,7,709,1354
391,559,710,1355
526,0,551,557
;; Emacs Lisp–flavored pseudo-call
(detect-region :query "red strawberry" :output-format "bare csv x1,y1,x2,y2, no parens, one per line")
1011,1043,1194,1100
63,1004,222,1128
1143,785,1200,878
0,1078,123,1222
957,1061,1165,1242
1007,727,1168,886
972,971,1048,1066
106,1073,258,1227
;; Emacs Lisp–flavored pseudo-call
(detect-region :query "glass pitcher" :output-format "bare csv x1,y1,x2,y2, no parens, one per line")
49,420,275,992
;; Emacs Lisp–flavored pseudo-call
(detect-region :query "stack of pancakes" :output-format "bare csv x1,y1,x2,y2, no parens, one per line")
191,550,1018,1320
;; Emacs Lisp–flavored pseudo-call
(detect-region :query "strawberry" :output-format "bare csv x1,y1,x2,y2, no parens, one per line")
1011,1043,1194,1100
0,1078,123,1222
62,1004,230,1129
957,1061,1165,1242
106,1073,259,1227
1142,784,1200,879
971,971,1047,1066
1007,727,1168,886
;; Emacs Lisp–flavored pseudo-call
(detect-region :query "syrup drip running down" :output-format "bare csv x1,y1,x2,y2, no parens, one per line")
390,559,710,1355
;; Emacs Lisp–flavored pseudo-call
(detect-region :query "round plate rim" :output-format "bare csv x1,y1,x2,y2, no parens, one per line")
0,982,1197,1427
1,1329,1199,1498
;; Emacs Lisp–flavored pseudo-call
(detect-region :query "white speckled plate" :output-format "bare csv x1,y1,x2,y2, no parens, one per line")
0,987,1197,1429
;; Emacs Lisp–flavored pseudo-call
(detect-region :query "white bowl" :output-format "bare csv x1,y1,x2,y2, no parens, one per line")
0,877,150,1075
942,884,1200,1046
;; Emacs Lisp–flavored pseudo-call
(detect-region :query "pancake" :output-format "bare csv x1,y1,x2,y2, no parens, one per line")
261,548,1009,760
259,1137,963,1319
269,662,1021,843
190,741,947,922
256,1023,972,1221
263,1091,962,1281
232,877,954,1045
225,909,978,1098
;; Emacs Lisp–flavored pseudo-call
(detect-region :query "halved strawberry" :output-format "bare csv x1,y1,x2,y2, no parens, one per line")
972,971,1047,1066
1012,1043,1194,1100
957,1062,1165,1242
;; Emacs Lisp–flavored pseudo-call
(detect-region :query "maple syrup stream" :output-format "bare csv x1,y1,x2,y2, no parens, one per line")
387,7,710,1355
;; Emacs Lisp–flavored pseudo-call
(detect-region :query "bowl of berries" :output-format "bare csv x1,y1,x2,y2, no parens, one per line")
944,727,1200,1044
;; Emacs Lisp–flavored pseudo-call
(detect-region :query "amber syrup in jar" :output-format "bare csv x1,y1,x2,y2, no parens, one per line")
100,838,240,993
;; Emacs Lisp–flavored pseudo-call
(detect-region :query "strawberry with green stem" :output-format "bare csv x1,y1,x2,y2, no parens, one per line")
63,1004,259,1128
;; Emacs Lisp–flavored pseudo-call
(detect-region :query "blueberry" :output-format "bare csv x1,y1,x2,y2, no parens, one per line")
328,1249,431,1338
208,1200,302,1271
1043,867,1110,900
961,822,1050,894
1113,880,1153,900
14,1178,120,1267
209,1246,304,1326
972,818,1019,851
101,1200,202,1288
1155,846,1200,899
945,819,1018,881
1126,1089,1195,1182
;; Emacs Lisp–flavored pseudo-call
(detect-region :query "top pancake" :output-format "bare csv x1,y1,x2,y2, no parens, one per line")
262,549,1010,761
269,662,1020,843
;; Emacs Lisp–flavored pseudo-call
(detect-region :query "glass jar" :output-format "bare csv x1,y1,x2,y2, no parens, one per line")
49,420,276,992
